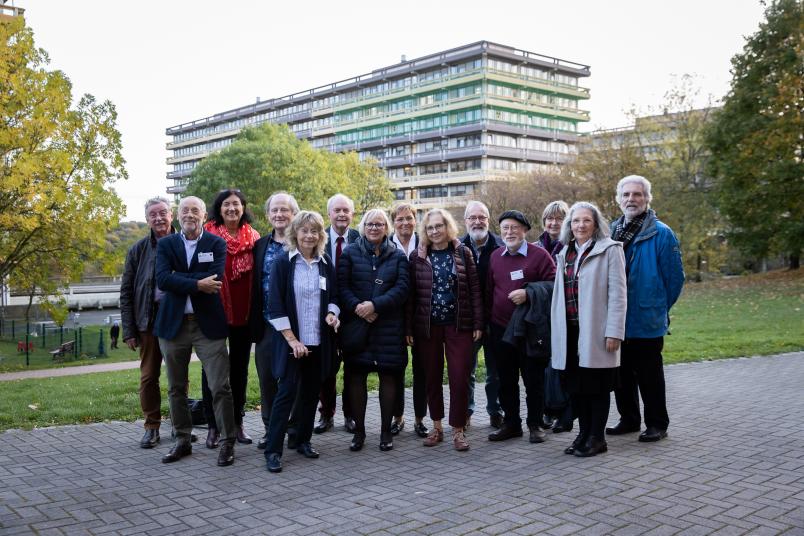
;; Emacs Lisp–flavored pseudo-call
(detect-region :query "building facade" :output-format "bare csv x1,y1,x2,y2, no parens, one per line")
165,41,591,208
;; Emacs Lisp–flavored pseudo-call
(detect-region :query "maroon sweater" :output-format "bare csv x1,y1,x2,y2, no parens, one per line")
486,242,556,327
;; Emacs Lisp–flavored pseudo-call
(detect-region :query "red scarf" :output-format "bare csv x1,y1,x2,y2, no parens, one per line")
204,221,258,280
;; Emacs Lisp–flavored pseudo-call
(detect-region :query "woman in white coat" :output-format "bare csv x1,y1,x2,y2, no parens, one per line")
551,202,626,457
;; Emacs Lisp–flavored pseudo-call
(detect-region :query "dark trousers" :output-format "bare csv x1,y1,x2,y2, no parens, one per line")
318,351,353,420
475,334,502,417
254,328,277,435
347,365,399,440
202,324,252,428
614,337,669,430
573,393,610,443
265,346,322,457
491,323,546,429
393,346,427,420
418,324,473,428
138,329,163,430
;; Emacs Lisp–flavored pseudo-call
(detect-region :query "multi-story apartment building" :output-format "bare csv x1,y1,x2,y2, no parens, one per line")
165,41,591,208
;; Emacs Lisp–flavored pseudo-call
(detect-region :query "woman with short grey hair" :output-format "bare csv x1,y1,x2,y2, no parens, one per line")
550,201,626,458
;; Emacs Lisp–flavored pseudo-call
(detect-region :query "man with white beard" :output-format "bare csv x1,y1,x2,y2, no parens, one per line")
460,201,504,428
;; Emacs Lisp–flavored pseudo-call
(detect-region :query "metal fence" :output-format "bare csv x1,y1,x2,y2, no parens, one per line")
0,319,108,368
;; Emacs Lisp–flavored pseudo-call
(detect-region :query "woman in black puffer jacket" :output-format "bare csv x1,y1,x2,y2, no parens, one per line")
338,208,409,452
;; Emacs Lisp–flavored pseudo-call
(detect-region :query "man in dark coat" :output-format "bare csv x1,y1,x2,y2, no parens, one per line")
120,196,175,448
315,193,360,434
154,196,236,467
461,201,505,428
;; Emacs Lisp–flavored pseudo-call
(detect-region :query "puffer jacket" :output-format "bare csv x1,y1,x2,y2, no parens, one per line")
120,227,175,340
610,209,685,339
406,239,483,339
337,236,409,371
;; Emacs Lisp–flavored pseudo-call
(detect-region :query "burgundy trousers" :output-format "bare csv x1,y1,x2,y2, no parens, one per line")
417,324,474,428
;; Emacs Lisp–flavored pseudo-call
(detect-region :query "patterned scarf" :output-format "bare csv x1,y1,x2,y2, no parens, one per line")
563,240,595,324
203,221,258,281
612,211,647,249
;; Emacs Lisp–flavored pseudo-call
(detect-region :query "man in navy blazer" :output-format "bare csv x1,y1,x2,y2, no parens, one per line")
154,196,237,467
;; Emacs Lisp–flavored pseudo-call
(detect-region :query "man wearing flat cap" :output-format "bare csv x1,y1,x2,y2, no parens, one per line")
486,210,556,443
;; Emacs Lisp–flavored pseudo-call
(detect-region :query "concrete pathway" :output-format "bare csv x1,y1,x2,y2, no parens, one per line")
0,355,198,382
1,353,802,535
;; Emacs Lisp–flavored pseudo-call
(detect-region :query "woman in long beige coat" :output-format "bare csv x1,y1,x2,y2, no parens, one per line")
551,202,626,457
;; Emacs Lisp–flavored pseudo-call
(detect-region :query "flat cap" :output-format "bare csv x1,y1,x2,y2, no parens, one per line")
498,210,531,231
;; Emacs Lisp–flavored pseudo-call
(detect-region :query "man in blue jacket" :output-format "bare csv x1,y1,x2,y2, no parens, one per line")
154,196,237,466
607,176,685,442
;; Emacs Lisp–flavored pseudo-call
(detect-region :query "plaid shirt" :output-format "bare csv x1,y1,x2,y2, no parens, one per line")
563,241,595,324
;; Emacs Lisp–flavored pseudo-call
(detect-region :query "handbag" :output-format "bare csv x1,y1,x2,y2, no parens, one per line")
544,364,569,412
339,317,371,354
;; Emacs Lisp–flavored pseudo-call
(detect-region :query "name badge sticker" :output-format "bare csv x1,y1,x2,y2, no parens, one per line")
319,276,327,291
510,269,524,281
198,252,214,263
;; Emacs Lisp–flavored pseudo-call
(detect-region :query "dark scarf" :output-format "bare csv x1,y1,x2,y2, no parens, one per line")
612,211,647,248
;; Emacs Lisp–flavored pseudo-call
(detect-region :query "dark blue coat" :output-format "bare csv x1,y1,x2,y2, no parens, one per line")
154,232,228,341
267,251,338,380
337,236,409,372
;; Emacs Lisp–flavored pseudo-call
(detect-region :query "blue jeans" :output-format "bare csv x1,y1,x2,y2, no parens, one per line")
265,346,322,458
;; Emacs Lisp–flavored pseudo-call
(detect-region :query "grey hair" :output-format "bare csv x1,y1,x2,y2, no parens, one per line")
358,208,392,236
144,196,171,215
264,191,300,215
616,175,653,205
464,200,490,219
541,200,569,225
559,202,610,245
327,193,355,214
284,210,328,257
178,196,206,214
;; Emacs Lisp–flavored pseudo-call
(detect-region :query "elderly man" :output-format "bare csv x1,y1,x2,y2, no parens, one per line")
249,191,300,450
120,196,175,448
314,193,360,434
461,201,504,428
607,175,684,442
486,210,556,443
154,196,236,466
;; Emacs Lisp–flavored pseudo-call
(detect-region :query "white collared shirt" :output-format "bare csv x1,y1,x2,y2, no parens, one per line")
392,234,416,258
501,240,529,257
179,230,203,314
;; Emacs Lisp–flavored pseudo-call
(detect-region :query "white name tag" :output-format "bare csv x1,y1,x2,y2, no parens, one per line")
319,276,327,291
510,269,524,281
198,252,214,263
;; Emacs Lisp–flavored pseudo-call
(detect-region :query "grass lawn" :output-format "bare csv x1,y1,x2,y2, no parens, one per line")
0,270,801,431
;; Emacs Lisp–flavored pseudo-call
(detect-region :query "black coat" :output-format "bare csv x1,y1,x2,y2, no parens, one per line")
461,232,504,297
337,236,409,372
266,251,338,380
249,232,284,343
503,281,554,362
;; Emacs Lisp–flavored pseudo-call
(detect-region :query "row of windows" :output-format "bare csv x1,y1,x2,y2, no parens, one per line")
487,107,578,132
487,59,580,87
361,135,482,160
486,133,575,154
172,137,233,158
172,161,198,172
487,83,579,109
417,183,477,199
385,159,482,179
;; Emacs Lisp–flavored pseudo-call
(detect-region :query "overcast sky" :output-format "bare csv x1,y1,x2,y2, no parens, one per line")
21,0,766,221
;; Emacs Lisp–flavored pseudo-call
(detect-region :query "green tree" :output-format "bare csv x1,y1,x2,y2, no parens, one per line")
185,123,392,230
0,17,126,320
705,0,804,269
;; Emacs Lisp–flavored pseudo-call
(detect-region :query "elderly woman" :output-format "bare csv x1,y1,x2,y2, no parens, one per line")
201,189,260,448
550,202,626,457
264,211,340,473
338,208,409,452
535,200,569,260
406,209,482,451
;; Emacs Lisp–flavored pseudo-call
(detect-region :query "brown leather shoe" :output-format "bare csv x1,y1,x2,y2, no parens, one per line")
423,428,444,447
453,429,470,451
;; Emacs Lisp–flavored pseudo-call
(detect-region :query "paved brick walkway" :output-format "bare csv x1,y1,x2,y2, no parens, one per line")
1,353,802,535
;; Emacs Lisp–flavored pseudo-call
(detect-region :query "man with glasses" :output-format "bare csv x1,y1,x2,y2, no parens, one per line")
461,201,504,429
486,210,556,444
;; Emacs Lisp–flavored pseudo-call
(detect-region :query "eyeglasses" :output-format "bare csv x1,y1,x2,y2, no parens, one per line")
425,223,446,233
465,215,488,223
500,224,524,233
364,222,386,229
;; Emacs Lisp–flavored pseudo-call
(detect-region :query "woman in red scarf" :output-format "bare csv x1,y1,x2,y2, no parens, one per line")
201,189,260,448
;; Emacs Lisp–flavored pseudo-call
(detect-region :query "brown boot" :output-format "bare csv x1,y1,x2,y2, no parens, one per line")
423,428,444,447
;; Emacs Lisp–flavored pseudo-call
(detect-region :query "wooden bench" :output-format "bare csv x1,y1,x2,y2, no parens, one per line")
49,340,75,362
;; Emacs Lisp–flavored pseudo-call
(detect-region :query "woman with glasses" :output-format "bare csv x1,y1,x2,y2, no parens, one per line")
264,211,340,473
338,209,409,452
406,209,482,451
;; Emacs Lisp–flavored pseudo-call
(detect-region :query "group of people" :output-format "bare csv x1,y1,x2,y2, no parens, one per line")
119,174,684,472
